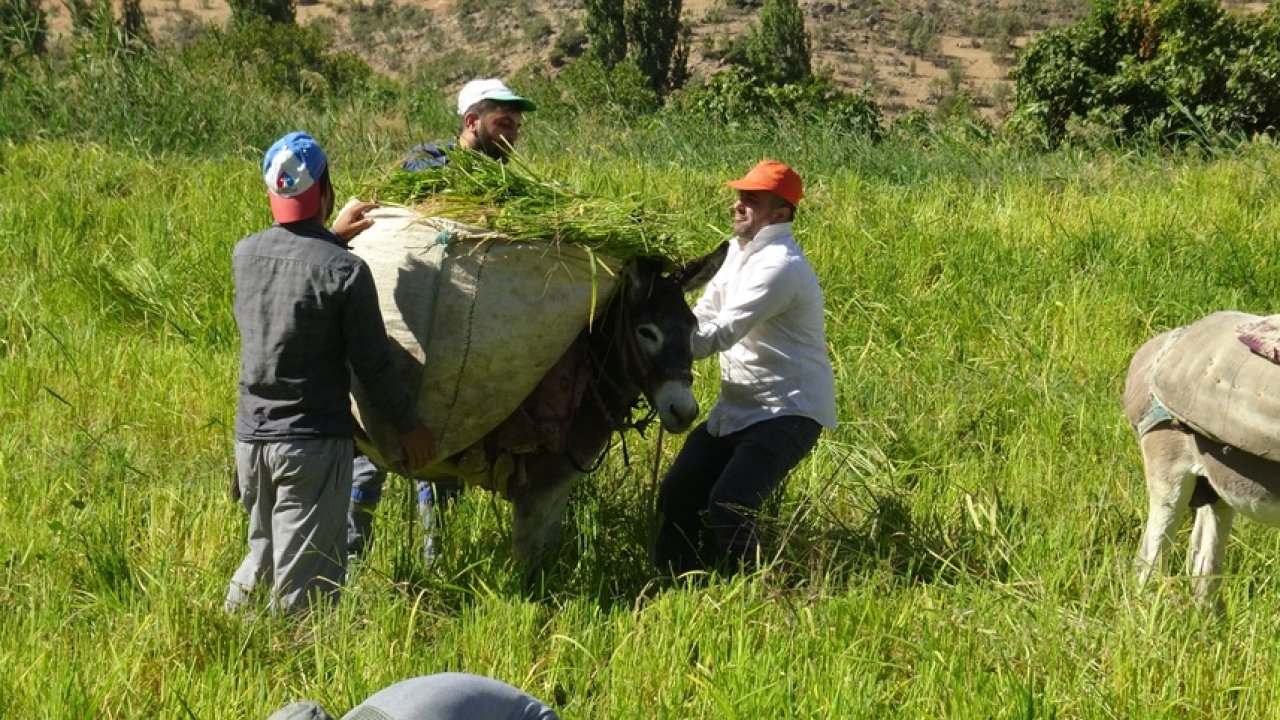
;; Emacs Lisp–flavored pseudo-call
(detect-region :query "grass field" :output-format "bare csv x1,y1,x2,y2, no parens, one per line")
4,111,1280,718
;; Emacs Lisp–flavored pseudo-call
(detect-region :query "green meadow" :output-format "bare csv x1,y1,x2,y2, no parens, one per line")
5,97,1280,717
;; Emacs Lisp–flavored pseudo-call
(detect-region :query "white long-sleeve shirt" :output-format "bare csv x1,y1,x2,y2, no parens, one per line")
690,222,838,436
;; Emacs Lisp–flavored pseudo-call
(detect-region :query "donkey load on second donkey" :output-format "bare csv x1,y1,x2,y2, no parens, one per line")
346,205,724,570
1125,311,1280,608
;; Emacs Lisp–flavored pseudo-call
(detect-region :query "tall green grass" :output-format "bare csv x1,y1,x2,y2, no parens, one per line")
4,121,1280,718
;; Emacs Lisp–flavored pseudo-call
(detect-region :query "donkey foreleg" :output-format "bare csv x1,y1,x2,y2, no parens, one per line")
510,460,578,575
1186,501,1235,612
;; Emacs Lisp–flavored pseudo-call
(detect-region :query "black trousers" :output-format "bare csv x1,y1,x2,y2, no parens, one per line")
654,415,822,575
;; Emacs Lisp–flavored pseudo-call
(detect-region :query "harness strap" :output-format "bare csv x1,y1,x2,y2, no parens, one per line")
1137,325,1189,439
1136,394,1176,437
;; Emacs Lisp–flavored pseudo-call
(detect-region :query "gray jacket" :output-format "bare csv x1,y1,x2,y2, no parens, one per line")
233,220,417,441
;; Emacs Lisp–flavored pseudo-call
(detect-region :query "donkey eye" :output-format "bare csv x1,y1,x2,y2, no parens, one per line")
637,326,660,343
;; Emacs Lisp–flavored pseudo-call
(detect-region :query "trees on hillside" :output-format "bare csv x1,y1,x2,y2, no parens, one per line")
625,0,690,96
744,0,811,85
583,0,814,98
582,0,625,66
583,0,688,97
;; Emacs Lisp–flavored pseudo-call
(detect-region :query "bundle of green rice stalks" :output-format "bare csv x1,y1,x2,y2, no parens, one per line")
363,150,703,262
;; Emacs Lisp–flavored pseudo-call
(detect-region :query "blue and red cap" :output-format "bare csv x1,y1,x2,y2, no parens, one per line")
263,131,328,223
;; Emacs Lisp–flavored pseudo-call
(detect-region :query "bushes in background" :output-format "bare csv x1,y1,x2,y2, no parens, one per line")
186,18,376,99
227,0,294,26
9,0,1278,155
517,53,881,141
675,67,883,138
0,16,385,153
0,0,46,58
1009,0,1280,146
511,56,661,120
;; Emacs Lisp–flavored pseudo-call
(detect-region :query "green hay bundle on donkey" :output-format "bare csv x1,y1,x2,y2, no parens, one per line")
349,151,699,479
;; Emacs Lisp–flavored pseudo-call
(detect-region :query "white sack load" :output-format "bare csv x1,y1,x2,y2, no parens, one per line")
1150,310,1280,459
347,206,620,477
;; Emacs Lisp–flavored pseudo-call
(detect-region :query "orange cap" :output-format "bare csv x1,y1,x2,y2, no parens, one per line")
725,160,803,207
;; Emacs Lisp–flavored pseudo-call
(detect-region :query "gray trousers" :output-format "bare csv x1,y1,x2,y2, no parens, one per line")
226,437,353,614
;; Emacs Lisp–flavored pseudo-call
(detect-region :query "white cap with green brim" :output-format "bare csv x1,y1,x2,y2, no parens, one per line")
456,78,537,116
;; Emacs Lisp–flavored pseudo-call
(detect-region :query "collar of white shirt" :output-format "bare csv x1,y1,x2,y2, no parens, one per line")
737,222,794,256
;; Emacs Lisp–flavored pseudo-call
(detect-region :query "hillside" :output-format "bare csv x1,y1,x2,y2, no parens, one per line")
39,0,1270,121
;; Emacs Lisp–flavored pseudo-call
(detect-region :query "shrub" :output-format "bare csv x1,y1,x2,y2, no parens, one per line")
64,0,107,34
408,47,496,89
342,0,398,45
895,9,943,57
0,6,403,152
743,0,811,85
117,0,152,51
524,14,553,45
226,0,294,25
158,9,210,48
187,17,373,100
558,55,660,115
705,29,750,65
452,0,481,17
1008,0,1280,147
395,3,431,29
1,40,257,150
511,56,660,121
582,0,625,65
624,0,688,95
551,17,587,65
675,67,882,137
1,0,46,57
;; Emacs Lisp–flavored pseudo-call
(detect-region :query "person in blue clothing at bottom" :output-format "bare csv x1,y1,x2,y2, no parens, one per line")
266,672,559,720
347,78,537,565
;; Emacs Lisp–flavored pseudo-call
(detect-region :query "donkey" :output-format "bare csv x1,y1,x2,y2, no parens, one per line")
1124,329,1280,610
427,244,728,572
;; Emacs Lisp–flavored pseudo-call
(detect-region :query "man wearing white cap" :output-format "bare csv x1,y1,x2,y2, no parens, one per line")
400,77,537,169
349,79,537,564
227,131,436,614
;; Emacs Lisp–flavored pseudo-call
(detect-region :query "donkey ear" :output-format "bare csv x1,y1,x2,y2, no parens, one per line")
672,241,728,293
627,256,665,294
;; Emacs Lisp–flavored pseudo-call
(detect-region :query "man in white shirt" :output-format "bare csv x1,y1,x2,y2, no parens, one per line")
654,160,837,575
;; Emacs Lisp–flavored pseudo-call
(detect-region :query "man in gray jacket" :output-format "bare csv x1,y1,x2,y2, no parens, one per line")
226,131,435,614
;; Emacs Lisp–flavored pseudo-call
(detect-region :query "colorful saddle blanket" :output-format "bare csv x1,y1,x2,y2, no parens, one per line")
1237,315,1280,364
